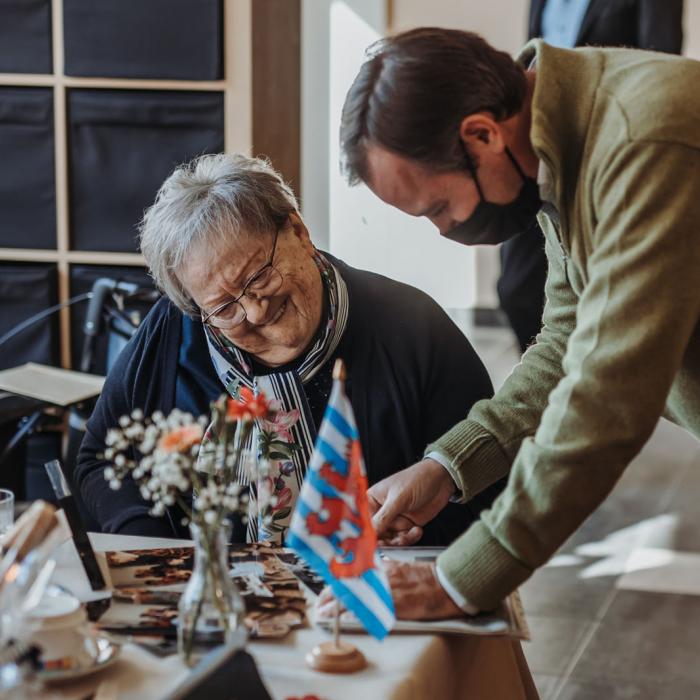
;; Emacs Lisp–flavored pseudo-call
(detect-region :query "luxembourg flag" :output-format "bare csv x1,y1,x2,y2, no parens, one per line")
286,360,395,640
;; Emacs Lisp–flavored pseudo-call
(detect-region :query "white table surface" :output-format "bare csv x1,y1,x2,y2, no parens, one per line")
46,533,538,700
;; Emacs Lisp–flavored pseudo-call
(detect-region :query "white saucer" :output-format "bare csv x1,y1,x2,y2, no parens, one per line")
37,635,121,683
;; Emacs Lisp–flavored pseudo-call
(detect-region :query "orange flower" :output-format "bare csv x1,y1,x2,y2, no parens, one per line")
157,424,203,453
227,388,271,421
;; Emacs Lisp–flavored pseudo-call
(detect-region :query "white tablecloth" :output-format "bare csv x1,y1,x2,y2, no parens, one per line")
47,534,538,700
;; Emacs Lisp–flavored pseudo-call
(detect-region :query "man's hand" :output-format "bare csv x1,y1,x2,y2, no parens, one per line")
316,561,462,621
384,560,462,619
368,458,456,545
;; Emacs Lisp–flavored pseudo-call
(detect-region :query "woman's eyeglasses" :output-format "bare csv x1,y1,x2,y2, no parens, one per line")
200,230,283,330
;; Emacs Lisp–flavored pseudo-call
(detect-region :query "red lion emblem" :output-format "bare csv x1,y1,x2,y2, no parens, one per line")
305,439,376,578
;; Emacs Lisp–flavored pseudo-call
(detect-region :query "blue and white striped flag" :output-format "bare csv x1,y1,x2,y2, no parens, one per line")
286,362,395,639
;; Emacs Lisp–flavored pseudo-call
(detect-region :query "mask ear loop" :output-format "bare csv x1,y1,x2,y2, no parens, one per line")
504,146,528,183
461,142,485,199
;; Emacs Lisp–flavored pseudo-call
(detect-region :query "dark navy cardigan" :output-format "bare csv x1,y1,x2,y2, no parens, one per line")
76,256,502,545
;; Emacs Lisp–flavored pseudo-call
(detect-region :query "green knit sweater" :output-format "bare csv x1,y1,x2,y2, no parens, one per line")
430,40,700,610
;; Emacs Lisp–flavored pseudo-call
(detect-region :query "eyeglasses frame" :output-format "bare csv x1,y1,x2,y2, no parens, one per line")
200,228,281,328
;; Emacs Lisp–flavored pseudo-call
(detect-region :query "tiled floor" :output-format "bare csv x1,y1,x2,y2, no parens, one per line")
459,321,700,700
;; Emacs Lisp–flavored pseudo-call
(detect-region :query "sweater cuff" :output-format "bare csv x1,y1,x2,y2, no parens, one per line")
437,520,533,611
425,420,511,500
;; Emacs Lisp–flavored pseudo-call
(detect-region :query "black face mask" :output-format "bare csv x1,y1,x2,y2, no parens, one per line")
443,147,542,246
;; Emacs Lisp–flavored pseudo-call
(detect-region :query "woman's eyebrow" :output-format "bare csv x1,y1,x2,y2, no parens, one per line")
202,246,269,307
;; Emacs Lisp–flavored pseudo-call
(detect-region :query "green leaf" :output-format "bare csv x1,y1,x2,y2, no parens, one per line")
272,507,291,521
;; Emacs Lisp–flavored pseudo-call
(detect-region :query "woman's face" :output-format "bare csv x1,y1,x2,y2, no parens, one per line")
178,215,324,367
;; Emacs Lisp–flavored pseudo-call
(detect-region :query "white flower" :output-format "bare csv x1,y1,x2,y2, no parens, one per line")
125,424,143,439
109,479,121,490
118,415,130,428
131,409,144,421
204,510,217,525
104,467,115,479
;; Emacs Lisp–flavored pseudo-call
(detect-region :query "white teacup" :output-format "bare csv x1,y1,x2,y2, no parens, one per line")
25,587,88,663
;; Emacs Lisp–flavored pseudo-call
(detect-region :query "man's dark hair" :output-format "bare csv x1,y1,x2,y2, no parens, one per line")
340,27,527,185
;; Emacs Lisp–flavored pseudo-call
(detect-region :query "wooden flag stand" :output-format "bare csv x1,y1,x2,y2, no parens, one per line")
306,599,367,673
305,360,367,674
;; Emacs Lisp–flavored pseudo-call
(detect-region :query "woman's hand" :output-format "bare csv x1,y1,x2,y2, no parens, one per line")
367,458,456,545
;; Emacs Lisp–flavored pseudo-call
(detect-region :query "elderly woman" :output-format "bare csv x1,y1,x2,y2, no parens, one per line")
76,153,501,544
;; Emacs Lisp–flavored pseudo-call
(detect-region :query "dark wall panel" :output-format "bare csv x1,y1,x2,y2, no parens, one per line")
0,88,56,249
64,0,223,80
68,89,224,253
0,263,59,370
0,0,52,74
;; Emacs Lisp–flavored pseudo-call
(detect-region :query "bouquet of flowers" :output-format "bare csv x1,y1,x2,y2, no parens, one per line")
103,387,298,531
101,387,299,663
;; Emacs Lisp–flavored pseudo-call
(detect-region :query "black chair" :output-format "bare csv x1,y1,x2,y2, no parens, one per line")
64,277,159,530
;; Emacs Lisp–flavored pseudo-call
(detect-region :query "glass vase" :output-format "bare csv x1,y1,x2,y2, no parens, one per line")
177,522,246,666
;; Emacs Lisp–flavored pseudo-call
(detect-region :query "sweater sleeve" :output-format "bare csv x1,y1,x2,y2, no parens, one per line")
438,141,700,610
426,217,578,499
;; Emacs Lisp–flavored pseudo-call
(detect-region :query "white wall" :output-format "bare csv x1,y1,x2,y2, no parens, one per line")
301,0,700,312
390,0,529,309
327,0,478,309
685,0,700,58
301,0,531,310
300,0,332,250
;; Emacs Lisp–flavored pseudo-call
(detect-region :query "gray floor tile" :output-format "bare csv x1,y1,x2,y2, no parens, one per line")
557,677,700,700
520,564,613,621
664,452,700,551
561,422,699,557
532,673,561,700
522,616,596,676
569,590,700,686
458,325,700,697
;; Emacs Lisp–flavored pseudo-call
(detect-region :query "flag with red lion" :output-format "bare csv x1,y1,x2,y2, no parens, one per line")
286,361,395,639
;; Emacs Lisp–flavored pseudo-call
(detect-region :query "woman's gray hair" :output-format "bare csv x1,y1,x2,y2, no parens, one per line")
139,153,299,314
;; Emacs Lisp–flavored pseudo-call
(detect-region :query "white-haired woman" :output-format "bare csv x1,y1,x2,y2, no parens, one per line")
77,153,503,544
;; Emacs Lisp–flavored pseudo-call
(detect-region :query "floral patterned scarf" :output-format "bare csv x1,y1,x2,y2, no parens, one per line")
201,252,349,543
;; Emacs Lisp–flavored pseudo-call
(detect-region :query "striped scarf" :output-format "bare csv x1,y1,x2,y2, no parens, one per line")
201,252,349,543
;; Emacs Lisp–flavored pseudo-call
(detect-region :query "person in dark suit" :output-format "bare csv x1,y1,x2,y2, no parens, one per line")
498,0,684,353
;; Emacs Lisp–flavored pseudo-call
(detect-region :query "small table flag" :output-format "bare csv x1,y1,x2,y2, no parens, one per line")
287,359,395,640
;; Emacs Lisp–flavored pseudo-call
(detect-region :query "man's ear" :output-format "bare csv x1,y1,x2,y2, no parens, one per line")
459,113,505,159
288,212,316,255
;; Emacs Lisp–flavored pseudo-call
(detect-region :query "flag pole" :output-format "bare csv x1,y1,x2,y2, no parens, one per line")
305,358,367,673
334,600,341,649
333,357,347,382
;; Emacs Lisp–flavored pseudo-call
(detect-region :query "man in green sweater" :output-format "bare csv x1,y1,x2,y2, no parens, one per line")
338,27,700,618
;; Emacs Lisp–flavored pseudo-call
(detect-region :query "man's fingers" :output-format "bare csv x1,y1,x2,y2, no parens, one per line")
373,499,402,536
385,525,423,546
367,492,382,517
